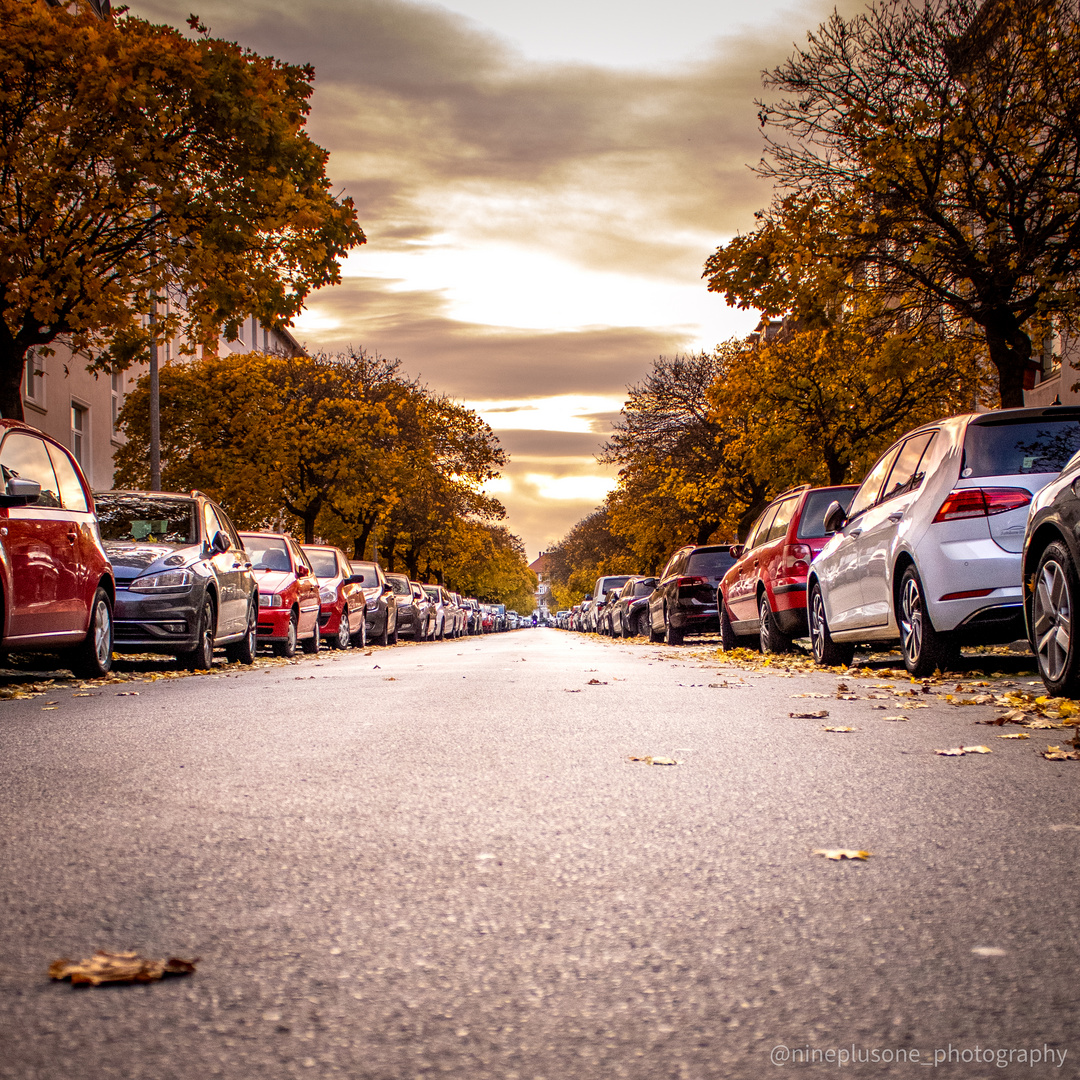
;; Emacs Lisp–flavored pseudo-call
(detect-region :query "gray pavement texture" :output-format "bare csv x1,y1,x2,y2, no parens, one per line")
1,628,1079,1080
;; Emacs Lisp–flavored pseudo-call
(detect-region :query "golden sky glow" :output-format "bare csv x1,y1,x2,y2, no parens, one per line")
133,0,855,558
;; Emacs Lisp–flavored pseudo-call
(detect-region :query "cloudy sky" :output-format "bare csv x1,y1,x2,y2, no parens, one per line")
134,0,852,559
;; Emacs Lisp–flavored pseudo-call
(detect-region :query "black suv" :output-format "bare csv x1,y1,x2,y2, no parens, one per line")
647,544,737,645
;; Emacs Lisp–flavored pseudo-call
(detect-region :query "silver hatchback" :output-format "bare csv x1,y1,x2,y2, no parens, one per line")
807,407,1080,675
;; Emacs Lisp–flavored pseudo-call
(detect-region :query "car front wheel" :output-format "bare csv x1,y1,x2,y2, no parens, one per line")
809,582,854,668
333,608,351,650
69,587,113,678
226,599,258,664
302,619,321,654
274,612,298,658
183,597,216,670
1032,541,1080,697
664,609,684,645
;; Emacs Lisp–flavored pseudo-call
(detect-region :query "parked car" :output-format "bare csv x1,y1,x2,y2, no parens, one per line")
648,545,737,644
302,544,366,649
480,604,496,633
587,575,634,632
1022,442,1080,695
411,581,437,640
460,597,482,634
423,584,459,639
350,560,398,645
97,490,258,669
387,572,424,640
809,406,1080,675
610,577,658,637
719,484,858,653
0,419,114,677
240,531,321,657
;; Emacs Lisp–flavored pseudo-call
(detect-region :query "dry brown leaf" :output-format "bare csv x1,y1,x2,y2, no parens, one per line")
563,688,581,693
115,691,139,697
961,745,993,754
627,755,680,766
996,733,1030,740
1043,746,1080,760
49,950,198,986
586,678,607,685
883,715,909,722
812,848,872,861
790,710,829,719
935,747,967,756
822,725,856,732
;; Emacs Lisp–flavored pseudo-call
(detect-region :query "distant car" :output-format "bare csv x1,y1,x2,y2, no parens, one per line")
0,419,115,677
97,489,258,669
648,545,737,644
387,572,424,640
719,484,857,654
588,575,634,632
423,584,456,639
302,544,366,649
610,577,658,637
240,532,321,657
350,560,398,645
809,406,1080,675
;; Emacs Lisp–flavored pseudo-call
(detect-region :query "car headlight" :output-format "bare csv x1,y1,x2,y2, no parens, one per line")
366,598,378,610
319,586,336,603
259,593,284,608
128,569,193,592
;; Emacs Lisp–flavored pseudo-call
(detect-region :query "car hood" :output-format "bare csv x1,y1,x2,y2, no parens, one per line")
252,569,293,592
105,540,196,577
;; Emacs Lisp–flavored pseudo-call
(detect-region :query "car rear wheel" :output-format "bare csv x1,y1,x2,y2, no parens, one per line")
388,616,399,645
1032,541,1080,696
809,582,855,667
183,598,216,670
332,608,351,650
758,593,791,654
226,599,258,664
302,619,320,654
664,609,684,645
898,564,958,677
69,587,113,679
274,612,298,658
719,602,743,652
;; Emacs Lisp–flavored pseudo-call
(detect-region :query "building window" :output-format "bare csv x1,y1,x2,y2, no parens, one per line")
24,352,45,405
110,373,123,435
71,403,88,468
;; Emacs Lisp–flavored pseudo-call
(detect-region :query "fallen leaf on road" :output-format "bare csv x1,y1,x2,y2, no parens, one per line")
935,745,992,756
790,710,829,719
383,676,397,681
115,691,139,696
627,755,681,766
822,726,856,732
883,715,909,722
812,849,872,861
563,689,581,693
794,692,829,699
1043,746,1080,760
870,704,888,710
996,733,1030,739
586,678,607,685
49,950,198,986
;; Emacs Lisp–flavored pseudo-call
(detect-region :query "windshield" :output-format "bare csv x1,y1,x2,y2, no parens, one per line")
96,495,198,544
387,575,412,595
305,549,339,578
241,535,291,572
963,418,1080,477
351,561,378,586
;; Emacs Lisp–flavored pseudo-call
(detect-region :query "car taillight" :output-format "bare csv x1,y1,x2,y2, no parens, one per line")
676,576,709,587
781,543,813,575
932,487,1031,522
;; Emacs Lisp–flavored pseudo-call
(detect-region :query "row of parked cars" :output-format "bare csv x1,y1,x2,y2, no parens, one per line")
0,418,518,679
557,405,1080,696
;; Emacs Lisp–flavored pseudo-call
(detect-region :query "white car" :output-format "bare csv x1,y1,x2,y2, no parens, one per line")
807,407,1080,675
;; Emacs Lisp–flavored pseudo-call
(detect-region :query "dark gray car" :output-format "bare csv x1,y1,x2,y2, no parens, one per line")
95,490,258,669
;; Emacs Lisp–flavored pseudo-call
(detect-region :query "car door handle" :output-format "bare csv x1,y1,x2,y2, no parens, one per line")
887,511,904,522
847,529,862,539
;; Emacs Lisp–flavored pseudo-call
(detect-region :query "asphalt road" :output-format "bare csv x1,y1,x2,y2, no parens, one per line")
2,629,1079,1079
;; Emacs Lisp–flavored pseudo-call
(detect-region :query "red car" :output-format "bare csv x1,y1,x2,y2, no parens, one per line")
719,484,857,653
302,543,366,649
0,419,115,676
239,531,321,657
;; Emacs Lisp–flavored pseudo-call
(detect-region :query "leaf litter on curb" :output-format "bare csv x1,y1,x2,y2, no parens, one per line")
812,849,872,861
49,950,198,986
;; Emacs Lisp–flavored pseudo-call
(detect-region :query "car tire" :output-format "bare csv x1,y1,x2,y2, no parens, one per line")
69,587,113,679
351,617,367,649
758,593,791,654
898,564,958,677
274,611,299,658
719,602,743,652
388,617,399,645
332,608,351,650
809,581,855,667
1032,541,1080,697
302,619,320,654
226,599,258,664
183,597,216,670
664,610,684,646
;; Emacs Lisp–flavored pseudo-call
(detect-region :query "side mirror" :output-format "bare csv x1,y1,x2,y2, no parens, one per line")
729,544,744,560
823,500,847,535
210,530,230,554
0,476,41,506
346,574,364,585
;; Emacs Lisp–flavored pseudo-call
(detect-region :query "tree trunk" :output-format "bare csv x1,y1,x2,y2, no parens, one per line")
0,344,27,420
984,317,1033,409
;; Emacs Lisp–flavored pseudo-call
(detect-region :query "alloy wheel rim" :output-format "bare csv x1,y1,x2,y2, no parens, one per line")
339,610,350,648
811,591,825,662
900,576,923,665
759,597,770,651
1034,559,1072,683
93,600,111,667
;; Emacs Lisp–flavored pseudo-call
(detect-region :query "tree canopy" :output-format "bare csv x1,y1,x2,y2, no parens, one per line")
0,0,363,417
705,0,1080,406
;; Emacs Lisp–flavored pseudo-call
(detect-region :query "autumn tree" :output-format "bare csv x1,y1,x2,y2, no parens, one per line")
441,522,537,610
545,508,636,610
705,0,1080,406
0,0,363,418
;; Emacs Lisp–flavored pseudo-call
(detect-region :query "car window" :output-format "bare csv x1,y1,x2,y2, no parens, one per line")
962,417,1080,477
289,541,311,574
241,535,291,572
96,494,197,542
686,549,736,577
387,575,412,595
213,503,243,549
0,432,62,508
306,548,339,578
848,444,903,519
746,504,779,550
634,580,656,596
202,503,228,545
797,488,857,539
764,497,798,544
880,432,936,502
46,443,89,512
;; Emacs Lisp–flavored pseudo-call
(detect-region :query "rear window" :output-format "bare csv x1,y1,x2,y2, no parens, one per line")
596,576,631,596
963,417,1080,477
797,489,857,539
306,549,339,578
686,549,736,578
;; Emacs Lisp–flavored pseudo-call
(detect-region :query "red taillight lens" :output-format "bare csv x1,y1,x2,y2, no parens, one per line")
933,487,1031,522
675,575,709,587
781,543,813,576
